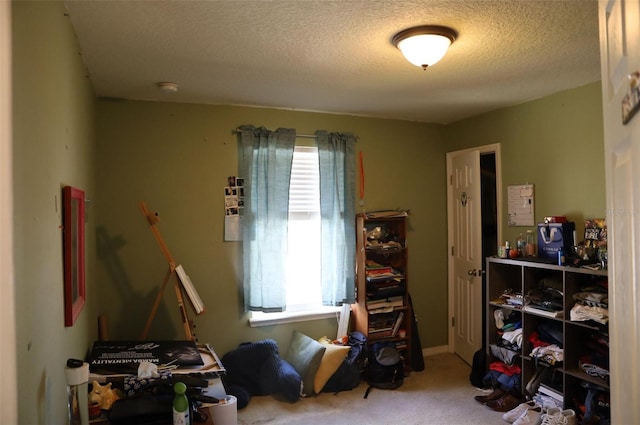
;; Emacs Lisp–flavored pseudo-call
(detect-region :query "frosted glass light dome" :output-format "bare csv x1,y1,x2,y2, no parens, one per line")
392,26,457,70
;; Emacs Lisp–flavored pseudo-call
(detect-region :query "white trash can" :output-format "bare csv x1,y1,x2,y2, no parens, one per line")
210,395,237,425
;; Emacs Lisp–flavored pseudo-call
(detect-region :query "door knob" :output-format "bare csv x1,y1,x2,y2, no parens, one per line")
468,269,477,276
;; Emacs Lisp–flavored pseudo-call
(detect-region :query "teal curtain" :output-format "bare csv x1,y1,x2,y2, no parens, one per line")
239,125,295,312
316,131,356,305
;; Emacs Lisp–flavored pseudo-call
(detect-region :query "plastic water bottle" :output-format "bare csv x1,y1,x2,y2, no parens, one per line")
173,382,190,425
516,233,526,256
557,248,565,266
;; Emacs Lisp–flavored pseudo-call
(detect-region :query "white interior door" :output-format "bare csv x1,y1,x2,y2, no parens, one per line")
599,0,640,422
448,148,483,365
0,2,17,423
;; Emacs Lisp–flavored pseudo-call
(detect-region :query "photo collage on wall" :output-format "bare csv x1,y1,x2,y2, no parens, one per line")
225,176,244,216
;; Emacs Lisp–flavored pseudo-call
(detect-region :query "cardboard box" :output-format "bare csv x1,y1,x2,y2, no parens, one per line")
537,222,576,260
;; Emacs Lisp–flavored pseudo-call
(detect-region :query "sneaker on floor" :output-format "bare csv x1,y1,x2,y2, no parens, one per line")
513,406,543,425
540,408,567,425
503,400,539,423
560,409,577,425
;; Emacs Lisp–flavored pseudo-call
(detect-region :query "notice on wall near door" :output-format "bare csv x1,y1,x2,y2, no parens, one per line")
508,184,535,226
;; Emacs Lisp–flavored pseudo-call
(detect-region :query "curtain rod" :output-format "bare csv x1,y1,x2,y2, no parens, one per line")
231,129,316,139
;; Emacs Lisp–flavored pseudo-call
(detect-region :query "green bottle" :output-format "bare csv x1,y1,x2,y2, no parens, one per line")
173,382,190,425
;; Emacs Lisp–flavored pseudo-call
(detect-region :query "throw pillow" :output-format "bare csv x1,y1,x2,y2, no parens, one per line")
284,330,326,397
276,359,302,402
314,338,350,393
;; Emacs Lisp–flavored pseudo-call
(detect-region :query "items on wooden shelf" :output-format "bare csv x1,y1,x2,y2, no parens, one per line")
351,213,413,374
481,257,610,424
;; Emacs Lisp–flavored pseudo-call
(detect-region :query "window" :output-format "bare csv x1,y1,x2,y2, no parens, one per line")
239,125,355,324
286,146,322,311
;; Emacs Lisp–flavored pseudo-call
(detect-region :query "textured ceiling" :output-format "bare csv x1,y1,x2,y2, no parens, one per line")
64,0,601,125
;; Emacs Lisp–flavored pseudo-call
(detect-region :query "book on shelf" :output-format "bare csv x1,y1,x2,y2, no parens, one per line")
369,327,393,333
538,383,564,402
363,210,409,219
364,210,409,218
367,282,402,290
367,295,404,309
523,305,564,318
368,327,394,338
365,265,394,275
365,241,404,251
391,311,405,337
366,273,403,282
369,314,396,328
366,277,403,285
369,306,396,314
367,286,404,299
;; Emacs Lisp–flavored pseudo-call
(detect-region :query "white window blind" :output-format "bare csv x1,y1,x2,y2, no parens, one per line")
289,146,320,213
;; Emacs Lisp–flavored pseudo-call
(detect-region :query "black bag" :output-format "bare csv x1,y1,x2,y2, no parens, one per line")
363,341,404,398
322,331,367,393
469,348,487,388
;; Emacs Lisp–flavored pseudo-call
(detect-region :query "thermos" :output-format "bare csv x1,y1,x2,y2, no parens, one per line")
65,359,89,425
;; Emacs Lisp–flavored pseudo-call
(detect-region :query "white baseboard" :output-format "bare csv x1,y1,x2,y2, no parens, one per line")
422,345,450,357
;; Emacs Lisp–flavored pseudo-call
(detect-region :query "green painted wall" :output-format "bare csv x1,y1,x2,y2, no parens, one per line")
12,2,97,423
11,3,606,424
94,101,450,356
446,82,606,248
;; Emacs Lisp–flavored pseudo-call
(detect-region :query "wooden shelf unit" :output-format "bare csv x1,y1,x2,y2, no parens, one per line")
486,257,609,416
352,214,412,373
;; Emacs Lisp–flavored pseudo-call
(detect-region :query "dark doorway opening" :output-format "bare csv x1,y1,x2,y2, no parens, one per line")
480,152,497,348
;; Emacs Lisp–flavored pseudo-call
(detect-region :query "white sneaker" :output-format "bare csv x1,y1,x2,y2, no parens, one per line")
503,400,538,423
560,409,576,425
545,407,561,416
513,406,543,425
540,407,568,425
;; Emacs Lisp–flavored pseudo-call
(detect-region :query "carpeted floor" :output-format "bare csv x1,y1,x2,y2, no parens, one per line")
236,352,506,425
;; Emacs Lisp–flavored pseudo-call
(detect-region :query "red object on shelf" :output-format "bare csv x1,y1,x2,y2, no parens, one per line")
543,216,567,223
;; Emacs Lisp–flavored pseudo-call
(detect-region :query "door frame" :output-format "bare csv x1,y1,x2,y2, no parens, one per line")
0,2,17,423
446,143,503,354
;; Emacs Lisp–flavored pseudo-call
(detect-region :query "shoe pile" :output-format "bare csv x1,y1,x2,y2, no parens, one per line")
502,401,577,425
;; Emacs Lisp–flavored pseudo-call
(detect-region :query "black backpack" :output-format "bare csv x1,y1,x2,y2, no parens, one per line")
322,331,367,393
363,341,404,398
469,348,487,388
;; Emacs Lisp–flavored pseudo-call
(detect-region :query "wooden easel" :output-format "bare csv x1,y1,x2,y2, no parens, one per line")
139,202,200,341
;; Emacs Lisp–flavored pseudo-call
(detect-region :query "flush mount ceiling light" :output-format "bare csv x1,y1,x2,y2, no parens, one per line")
392,25,457,70
157,81,178,93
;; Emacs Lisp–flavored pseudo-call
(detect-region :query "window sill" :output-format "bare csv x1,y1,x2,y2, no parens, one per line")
249,306,342,327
